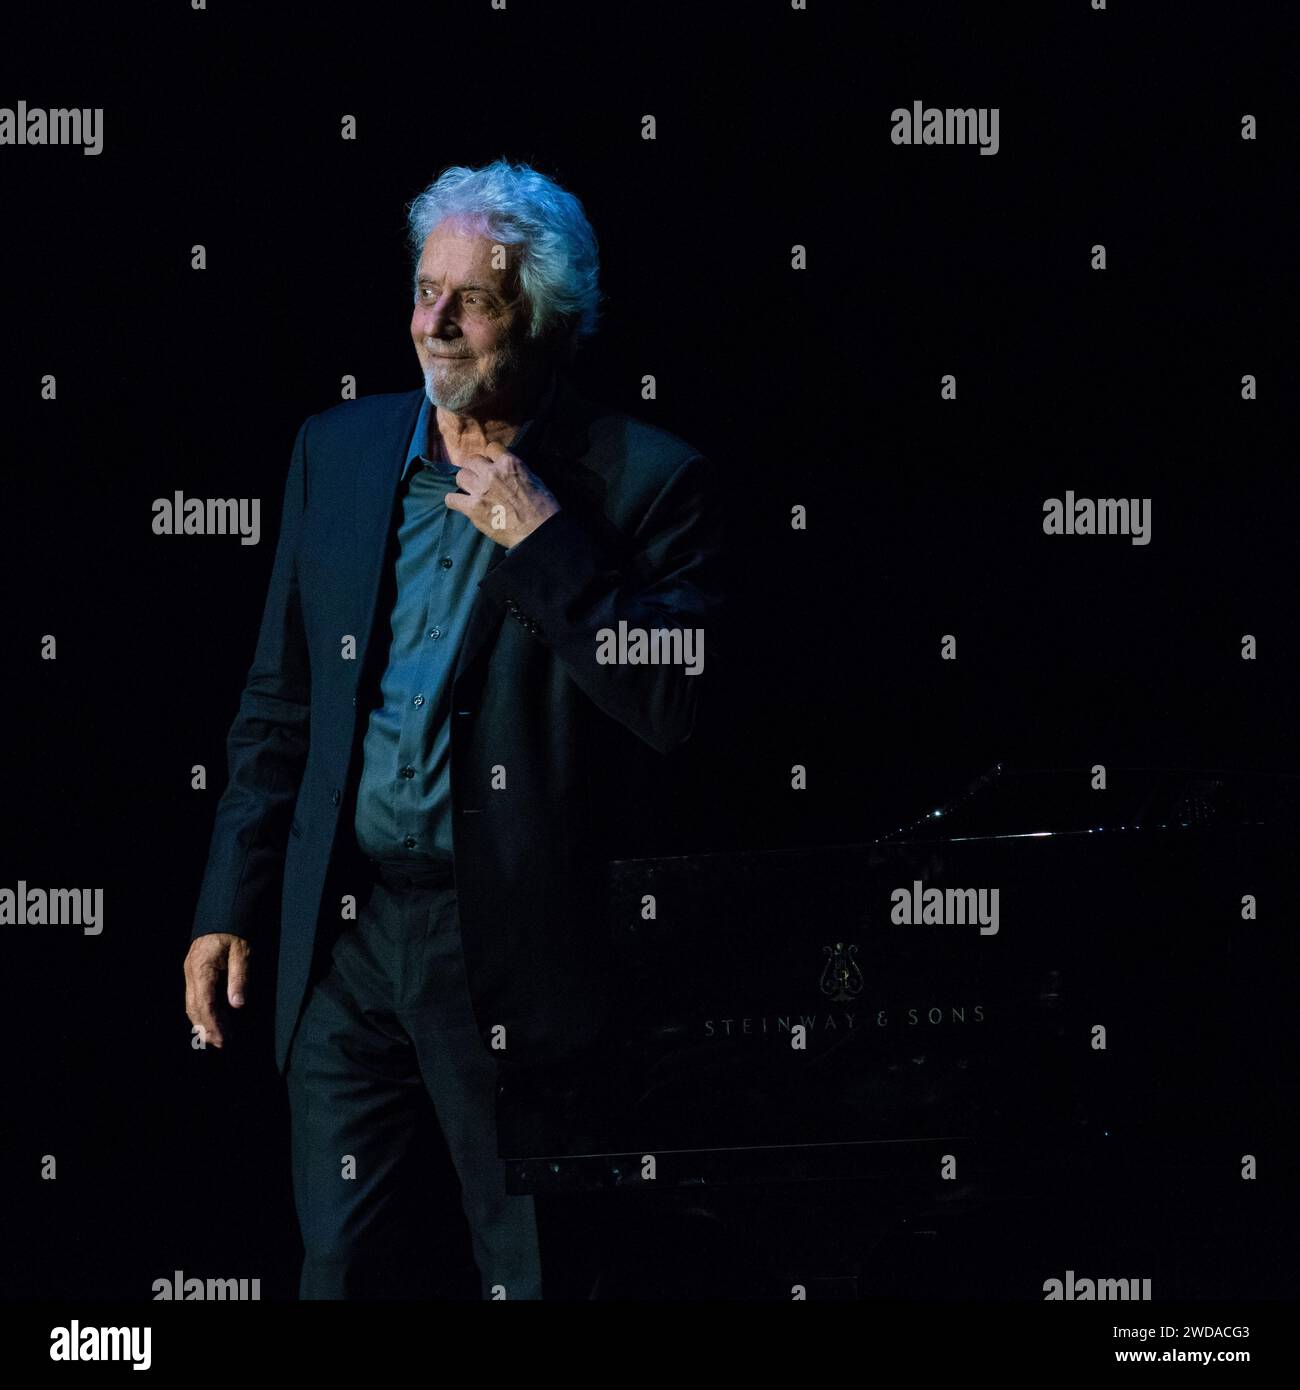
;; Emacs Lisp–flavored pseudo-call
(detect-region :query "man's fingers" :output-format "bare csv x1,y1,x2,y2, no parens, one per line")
185,979,224,1048
186,964,225,1047
184,942,235,1048
226,941,251,1008
445,456,488,496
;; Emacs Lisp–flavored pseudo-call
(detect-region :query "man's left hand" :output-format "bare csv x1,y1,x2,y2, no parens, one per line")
443,442,561,548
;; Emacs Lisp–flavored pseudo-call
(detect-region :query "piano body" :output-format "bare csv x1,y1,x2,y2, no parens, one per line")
498,765,1298,1298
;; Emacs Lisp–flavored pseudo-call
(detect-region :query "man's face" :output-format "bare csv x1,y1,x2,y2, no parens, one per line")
411,217,529,412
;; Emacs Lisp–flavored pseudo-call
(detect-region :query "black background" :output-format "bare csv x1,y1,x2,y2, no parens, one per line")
0,0,1294,1302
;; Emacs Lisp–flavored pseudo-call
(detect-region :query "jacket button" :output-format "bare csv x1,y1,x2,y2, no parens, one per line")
331,789,341,806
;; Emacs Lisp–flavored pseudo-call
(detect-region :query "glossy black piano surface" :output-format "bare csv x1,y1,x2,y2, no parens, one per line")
502,766,1297,1189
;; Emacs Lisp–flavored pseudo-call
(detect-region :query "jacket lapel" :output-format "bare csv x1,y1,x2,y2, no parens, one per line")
452,373,600,685
352,391,425,683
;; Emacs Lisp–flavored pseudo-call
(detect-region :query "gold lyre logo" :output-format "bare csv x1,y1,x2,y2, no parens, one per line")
819,942,863,1003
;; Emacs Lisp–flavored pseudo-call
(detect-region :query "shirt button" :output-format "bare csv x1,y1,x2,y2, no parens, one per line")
412,694,425,707
400,766,415,779
404,835,417,849
331,789,340,806
428,626,441,639
440,556,453,569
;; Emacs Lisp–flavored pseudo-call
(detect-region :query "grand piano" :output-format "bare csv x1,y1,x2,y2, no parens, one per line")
498,765,1298,1298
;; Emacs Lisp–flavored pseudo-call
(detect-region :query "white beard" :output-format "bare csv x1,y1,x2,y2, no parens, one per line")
423,338,523,413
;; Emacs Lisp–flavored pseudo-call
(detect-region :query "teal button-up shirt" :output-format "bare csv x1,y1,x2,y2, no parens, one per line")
353,385,549,862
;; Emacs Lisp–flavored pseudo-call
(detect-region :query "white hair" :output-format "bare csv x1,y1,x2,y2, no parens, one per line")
406,159,603,362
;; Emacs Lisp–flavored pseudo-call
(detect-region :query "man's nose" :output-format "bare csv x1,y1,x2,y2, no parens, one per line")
416,294,462,338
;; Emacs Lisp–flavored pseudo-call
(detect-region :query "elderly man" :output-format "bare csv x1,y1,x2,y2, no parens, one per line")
183,160,724,1299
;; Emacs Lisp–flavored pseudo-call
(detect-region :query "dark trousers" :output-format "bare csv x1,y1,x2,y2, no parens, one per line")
286,858,543,1300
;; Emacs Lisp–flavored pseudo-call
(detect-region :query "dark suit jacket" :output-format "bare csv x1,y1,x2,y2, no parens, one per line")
190,372,725,1079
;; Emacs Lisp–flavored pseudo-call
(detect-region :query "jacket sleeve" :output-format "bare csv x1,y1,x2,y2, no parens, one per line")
190,417,313,943
476,452,726,755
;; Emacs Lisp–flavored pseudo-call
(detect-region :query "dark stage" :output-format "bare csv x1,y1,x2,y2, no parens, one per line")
0,0,1295,1370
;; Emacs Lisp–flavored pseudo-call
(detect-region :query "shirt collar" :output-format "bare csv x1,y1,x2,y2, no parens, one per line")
402,366,561,483
401,396,447,483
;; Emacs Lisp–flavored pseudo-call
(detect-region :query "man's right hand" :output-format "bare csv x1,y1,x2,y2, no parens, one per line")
184,933,252,1049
